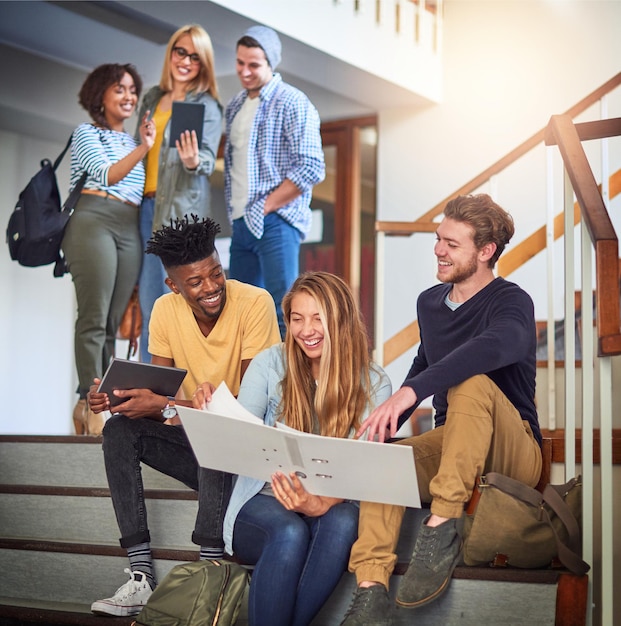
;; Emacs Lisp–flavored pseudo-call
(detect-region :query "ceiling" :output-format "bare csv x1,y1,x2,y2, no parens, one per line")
0,0,434,132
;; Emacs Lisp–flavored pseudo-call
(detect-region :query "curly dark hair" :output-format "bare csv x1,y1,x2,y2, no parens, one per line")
146,214,222,269
78,63,143,128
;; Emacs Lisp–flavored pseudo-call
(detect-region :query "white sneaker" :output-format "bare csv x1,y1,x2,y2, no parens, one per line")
91,568,153,616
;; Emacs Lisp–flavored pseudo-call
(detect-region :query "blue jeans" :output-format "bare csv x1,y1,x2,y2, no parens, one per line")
229,214,301,338
233,494,358,626
138,196,169,363
102,414,233,549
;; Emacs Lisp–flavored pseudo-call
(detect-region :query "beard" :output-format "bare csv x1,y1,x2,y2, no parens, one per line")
437,254,478,285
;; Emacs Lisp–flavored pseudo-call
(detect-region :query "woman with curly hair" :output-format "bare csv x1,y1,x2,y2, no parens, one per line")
63,62,155,434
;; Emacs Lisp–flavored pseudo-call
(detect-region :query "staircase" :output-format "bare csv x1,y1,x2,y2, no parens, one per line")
0,435,587,625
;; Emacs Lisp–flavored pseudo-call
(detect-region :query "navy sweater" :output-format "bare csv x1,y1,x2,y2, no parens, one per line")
400,277,541,446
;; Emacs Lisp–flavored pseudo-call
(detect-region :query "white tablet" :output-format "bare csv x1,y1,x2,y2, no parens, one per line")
98,358,187,407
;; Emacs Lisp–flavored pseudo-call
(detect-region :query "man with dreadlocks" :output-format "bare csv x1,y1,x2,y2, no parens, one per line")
87,215,280,617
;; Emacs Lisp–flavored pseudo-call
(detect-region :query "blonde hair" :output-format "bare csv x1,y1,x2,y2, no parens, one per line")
280,272,374,438
159,24,220,100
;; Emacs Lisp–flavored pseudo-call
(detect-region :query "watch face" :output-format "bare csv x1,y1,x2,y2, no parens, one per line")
162,407,178,418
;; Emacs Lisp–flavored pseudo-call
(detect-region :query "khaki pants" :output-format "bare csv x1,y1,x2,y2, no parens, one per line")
348,374,542,588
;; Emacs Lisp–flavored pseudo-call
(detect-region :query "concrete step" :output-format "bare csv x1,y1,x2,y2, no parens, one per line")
0,492,198,549
0,548,184,606
0,436,585,626
0,560,558,626
0,437,191,491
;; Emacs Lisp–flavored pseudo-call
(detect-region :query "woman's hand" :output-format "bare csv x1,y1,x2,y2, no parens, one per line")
139,111,156,151
176,130,200,170
192,382,216,409
271,471,343,517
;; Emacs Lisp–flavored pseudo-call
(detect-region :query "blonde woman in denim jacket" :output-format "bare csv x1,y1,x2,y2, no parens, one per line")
195,272,392,626
135,24,223,363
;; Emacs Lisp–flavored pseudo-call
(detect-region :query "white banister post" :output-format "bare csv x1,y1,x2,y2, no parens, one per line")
374,231,385,365
545,146,556,430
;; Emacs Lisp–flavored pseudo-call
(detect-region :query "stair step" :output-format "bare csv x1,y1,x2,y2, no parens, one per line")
0,438,191,491
0,492,198,548
0,572,558,626
0,548,189,606
0,436,582,625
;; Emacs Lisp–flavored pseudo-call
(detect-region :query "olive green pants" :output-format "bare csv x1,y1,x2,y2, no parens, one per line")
62,194,141,398
348,374,542,588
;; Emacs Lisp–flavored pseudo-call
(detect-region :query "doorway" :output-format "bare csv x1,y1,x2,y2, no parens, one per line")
300,116,378,343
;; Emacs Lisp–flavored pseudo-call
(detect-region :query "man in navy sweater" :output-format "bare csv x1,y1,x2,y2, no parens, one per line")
341,194,542,625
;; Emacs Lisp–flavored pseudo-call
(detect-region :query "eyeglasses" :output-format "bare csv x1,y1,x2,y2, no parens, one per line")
172,46,201,65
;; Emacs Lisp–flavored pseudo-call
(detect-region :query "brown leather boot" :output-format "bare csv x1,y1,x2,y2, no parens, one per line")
72,399,87,435
86,406,104,436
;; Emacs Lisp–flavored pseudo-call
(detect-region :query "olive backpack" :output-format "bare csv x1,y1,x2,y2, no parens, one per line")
132,559,248,626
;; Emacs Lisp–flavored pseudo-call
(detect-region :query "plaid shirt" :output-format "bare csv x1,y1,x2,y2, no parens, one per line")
224,74,325,239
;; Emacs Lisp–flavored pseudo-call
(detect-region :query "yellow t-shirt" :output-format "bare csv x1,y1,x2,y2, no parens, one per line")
144,104,172,194
148,280,281,399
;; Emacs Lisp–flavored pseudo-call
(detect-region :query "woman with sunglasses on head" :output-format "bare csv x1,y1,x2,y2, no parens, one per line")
194,272,392,626
136,24,223,363
63,63,155,435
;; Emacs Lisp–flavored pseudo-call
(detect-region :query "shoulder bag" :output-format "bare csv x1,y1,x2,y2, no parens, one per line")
462,473,589,575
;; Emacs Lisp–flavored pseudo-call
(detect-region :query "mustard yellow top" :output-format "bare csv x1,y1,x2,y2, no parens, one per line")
144,104,172,194
149,280,281,399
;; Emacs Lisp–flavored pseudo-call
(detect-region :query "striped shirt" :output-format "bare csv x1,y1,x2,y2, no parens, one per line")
69,123,145,206
224,73,325,240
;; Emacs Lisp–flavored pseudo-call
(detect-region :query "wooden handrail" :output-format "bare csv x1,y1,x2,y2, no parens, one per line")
546,114,621,357
379,73,621,365
376,72,621,235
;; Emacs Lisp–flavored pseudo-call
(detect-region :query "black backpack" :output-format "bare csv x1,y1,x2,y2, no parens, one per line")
6,134,87,277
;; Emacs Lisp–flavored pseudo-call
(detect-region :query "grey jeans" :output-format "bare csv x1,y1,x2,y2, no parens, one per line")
102,414,233,550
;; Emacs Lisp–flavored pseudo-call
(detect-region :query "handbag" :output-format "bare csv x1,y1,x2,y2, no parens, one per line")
116,286,142,359
132,559,248,626
6,133,87,277
462,473,589,575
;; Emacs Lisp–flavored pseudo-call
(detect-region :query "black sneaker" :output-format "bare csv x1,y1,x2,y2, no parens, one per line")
340,584,395,625
396,516,461,608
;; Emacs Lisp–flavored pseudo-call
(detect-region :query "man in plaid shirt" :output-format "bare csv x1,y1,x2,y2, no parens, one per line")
224,24,325,337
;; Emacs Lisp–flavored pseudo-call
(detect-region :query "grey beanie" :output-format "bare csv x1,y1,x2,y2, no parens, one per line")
244,25,282,70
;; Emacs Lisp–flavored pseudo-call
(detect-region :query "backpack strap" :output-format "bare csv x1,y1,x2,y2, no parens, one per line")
52,134,74,171
52,132,88,277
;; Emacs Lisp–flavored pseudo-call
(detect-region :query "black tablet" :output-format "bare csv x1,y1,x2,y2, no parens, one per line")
98,358,187,407
169,101,205,147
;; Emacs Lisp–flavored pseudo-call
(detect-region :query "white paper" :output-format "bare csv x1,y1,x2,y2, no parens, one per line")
178,384,420,508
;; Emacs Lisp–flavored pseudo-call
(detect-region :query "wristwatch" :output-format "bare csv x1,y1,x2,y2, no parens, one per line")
162,396,177,419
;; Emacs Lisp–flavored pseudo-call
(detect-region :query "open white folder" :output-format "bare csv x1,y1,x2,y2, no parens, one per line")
177,382,421,508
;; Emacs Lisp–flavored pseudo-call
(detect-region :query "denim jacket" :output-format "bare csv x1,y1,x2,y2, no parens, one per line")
135,86,223,229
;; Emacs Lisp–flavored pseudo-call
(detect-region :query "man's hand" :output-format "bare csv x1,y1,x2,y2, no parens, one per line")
87,378,108,414
356,386,417,442
271,471,342,517
104,388,168,420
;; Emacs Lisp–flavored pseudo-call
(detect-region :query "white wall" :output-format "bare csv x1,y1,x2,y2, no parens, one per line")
377,0,621,386
1,131,77,434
